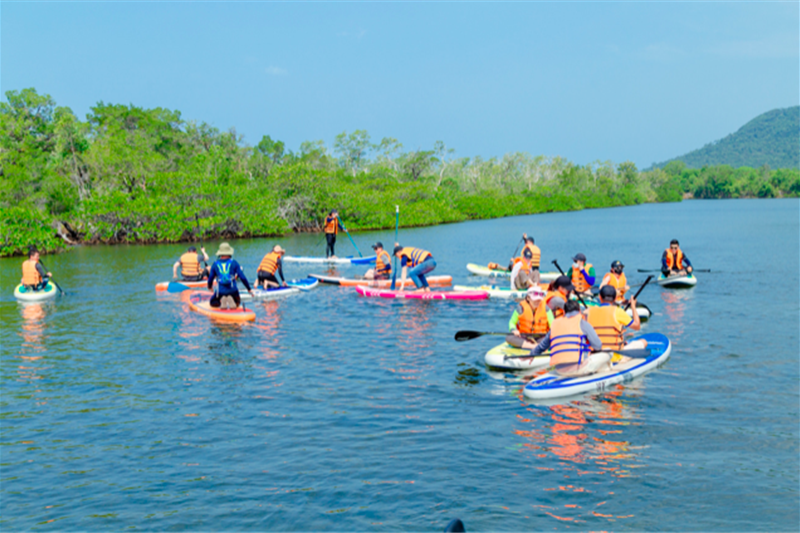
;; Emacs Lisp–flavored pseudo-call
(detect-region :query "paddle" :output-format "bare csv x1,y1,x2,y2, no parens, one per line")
455,330,510,342
37,258,65,296
195,213,208,269
340,222,363,258
391,205,399,290
167,281,192,293
624,275,652,311
552,259,588,308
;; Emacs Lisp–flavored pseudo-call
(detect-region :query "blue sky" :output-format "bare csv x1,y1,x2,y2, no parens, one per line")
2,2,798,168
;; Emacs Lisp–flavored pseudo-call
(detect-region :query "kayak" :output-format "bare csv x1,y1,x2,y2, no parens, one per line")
583,299,652,321
484,342,550,371
286,277,319,291
187,293,256,322
283,255,376,265
466,263,559,282
658,273,697,288
155,279,207,291
311,274,452,288
355,286,489,300
14,282,58,302
522,332,671,401
241,287,301,301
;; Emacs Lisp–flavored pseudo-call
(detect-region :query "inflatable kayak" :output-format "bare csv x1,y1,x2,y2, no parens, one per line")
311,274,452,288
657,273,697,288
484,342,550,371
466,263,559,282
355,286,489,300
155,279,207,291
283,255,376,265
187,293,256,322
522,332,671,400
14,282,58,302
241,287,300,301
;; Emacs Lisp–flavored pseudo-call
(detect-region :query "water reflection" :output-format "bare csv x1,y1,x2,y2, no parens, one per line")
18,302,50,355
660,290,693,341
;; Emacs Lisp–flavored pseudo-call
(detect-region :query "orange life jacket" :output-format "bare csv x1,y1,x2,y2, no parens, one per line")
545,290,567,318
665,248,684,270
521,243,541,268
602,272,627,302
517,299,550,335
398,247,431,268
180,252,203,277
549,314,592,367
513,256,533,275
324,216,339,235
22,260,42,286
586,305,625,351
375,250,392,275
258,251,281,274
571,263,593,293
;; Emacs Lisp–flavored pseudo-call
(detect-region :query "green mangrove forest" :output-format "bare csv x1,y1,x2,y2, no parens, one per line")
2,88,799,257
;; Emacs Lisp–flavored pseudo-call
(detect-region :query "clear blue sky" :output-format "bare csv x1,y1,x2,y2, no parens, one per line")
2,2,797,168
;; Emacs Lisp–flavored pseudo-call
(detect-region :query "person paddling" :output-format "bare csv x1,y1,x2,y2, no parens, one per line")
394,244,436,292
364,242,392,280
21,249,52,292
324,210,345,258
507,286,553,349
510,248,537,290
529,300,605,376
600,260,629,303
257,245,287,289
565,253,595,296
172,245,209,281
207,242,252,309
586,286,641,351
662,239,693,277
519,234,541,284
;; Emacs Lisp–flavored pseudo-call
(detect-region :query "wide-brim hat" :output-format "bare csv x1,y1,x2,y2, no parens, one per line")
273,245,286,254
216,242,234,256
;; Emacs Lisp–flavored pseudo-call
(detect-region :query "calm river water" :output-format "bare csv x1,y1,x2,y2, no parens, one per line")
1,199,798,531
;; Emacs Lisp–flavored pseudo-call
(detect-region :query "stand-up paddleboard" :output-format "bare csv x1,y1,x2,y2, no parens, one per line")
187,293,256,322
286,277,319,291
155,279,207,291
283,255,376,265
466,263,559,282
582,299,652,321
355,286,489,300
522,332,671,401
241,287,301,301
657,273,697,288
484,342,550,371
311,274,452,288
453,284,549,300
14,282,58,302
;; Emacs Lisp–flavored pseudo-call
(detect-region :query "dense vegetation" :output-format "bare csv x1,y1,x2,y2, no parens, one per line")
653,106,799,170
2,88,798,257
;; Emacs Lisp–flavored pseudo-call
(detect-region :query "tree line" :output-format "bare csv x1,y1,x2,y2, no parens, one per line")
1,88,798,257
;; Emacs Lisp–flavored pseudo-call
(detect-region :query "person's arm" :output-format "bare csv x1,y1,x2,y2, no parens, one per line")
616,304,639,332
683,255,692,272
200,248,209,263
36,263,51,278
207,263,217,289
509,262,522,290
580,321,603,351
582,265,596,287
398,265,408,291
546,308,554,327
661,251,669,271
600,274,611,288
173,261,181,279
277,258,286,284
530,332,551,355
235,262,252,292
509,305,522,333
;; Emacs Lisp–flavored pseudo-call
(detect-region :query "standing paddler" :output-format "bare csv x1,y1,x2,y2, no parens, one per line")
324,210,345,258
393,244,436,292
207,242,253,309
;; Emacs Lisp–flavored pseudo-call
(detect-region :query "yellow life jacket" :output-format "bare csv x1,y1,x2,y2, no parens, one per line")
258,251,281,274
22,260,42,286
586,305,625,351
549,314,591,367
521,243,541,268
398,247,431,268
375,250,392,275
180,252,203,277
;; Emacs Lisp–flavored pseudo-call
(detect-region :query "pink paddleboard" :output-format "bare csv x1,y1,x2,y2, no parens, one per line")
355,286,489,300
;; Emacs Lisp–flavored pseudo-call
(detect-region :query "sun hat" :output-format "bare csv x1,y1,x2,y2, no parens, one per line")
273,245,286,254
216,242,234,256
526,286,546,299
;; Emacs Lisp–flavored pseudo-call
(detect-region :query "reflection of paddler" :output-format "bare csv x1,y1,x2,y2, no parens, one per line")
530,300,606,376
600,260,629,302
364,242,391,280
207,242,253,309
506,286,552,349
172,245,209,281
257,245,287,289
21,249,52,291
393,245,436,292
324,210,345,258
586,286,641,351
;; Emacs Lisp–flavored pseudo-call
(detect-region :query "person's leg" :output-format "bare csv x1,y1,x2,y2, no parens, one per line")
264,273,280,289
531,269,540,286
231,292,242,308
407,264,424,288
210,293,222,308
418,258,436,291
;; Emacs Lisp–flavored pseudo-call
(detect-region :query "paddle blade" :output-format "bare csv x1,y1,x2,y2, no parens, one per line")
455,330,494,342
167,281,192,293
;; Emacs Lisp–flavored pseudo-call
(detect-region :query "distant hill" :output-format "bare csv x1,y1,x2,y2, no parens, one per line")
653,106,799,170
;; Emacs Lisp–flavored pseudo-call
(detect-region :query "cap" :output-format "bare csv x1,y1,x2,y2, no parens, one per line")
526,286,546,299
188,245,197,252
273,245,286,254
393,245,403,254
572,253,586,262
611,260,624,269
549,296,565,310
523,248,533,258
371,242,384,250
554,275,574,291
599,285,617,299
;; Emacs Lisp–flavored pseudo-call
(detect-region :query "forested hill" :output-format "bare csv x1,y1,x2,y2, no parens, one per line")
653,106,800,170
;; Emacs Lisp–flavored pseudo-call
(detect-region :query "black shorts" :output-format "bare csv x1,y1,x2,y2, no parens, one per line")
258,271,279,284
209,292,241,308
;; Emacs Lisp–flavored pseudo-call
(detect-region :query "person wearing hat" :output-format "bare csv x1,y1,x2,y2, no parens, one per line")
393,244,436,292
510,247,537,290
545,275,574,318
257,245,287,289
323,210,345,258
207,242,253,309
586,285,641,351
529,300,606,376
662,239,692,277
172,245,209,281
364,242,392,280
565,253,595,296
600,260,629,303
506,286,554,349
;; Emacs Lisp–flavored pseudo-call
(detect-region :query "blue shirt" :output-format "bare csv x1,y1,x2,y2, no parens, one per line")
208,258,251,294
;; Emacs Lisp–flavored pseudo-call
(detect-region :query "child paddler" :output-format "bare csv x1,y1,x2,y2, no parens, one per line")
20,248,52,291
364,242,392,280
393,244,436,292
172,245,209,281
506,286,553,349
207,242,253,309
